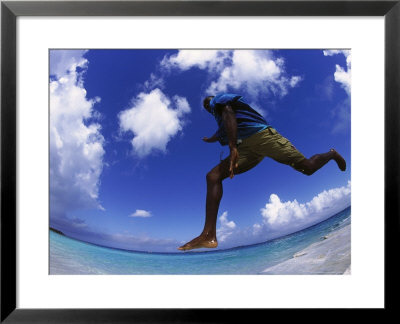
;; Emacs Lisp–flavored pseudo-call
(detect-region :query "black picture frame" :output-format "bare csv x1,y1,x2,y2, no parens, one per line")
1,0,399,322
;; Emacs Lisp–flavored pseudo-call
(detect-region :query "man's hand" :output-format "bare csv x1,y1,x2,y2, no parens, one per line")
202,134,218,143
229,147,239,179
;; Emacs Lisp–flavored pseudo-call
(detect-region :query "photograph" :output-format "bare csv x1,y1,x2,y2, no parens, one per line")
49,49,351,275
2,0,398,320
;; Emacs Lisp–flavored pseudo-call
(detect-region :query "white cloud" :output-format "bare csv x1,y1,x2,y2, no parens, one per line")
118,88,191,157
323,50,351,96
161,50,302,100
130,209,152,218
258,181,351,234
322,50,351,134
207,50,302,99
216,211,236,242
144,73,165,90
50,49,88,79
290,75,302,88
260,194,307,226
323,50,348,57
161,50,230,72
334,63,351,95
50,50,105,219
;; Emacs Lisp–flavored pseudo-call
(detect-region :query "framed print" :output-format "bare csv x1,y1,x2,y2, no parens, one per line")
1,0,399,322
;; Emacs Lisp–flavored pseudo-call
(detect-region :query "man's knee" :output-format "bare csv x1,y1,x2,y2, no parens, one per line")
206,169,222,183
302,168,314,176
296,159,314,176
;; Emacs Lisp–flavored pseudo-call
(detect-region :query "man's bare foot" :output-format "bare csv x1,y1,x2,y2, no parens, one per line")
178,235,218,251
330,149,346,171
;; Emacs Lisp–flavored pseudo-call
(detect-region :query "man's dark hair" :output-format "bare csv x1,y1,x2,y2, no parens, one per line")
203,96,215,110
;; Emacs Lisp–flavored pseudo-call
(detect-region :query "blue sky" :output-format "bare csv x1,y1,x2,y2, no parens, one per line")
49,49,351,252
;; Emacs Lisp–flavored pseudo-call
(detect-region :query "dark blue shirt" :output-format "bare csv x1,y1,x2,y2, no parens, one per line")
209,93,270,146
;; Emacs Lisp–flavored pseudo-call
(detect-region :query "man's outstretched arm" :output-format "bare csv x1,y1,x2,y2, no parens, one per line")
221,105,239,178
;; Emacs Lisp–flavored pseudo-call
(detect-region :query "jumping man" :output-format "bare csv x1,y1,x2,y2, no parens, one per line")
178,93,346,251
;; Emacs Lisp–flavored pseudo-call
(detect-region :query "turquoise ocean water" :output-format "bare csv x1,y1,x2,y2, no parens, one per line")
50,207,350,275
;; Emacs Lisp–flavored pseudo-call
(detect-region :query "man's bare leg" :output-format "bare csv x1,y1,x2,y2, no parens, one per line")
298,148,346,175
178,160,230,251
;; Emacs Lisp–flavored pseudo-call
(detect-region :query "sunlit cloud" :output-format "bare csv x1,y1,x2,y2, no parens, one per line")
161,50,230,72
161,49,302,101
216,211,237,242
50,49,88,79
323,50,351,96
50,50,105,224
118,88,191,157
130,209,152,218
259,181,351,231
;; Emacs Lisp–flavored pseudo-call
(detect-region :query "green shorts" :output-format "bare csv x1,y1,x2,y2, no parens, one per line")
228,127,306,174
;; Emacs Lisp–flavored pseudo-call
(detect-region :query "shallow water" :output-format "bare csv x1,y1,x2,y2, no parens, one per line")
50,207,351,275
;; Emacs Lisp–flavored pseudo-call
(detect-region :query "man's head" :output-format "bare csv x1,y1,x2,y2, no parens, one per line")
203,96,215,113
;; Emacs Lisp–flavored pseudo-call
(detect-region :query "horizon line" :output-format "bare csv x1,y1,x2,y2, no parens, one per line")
50,205,351,255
